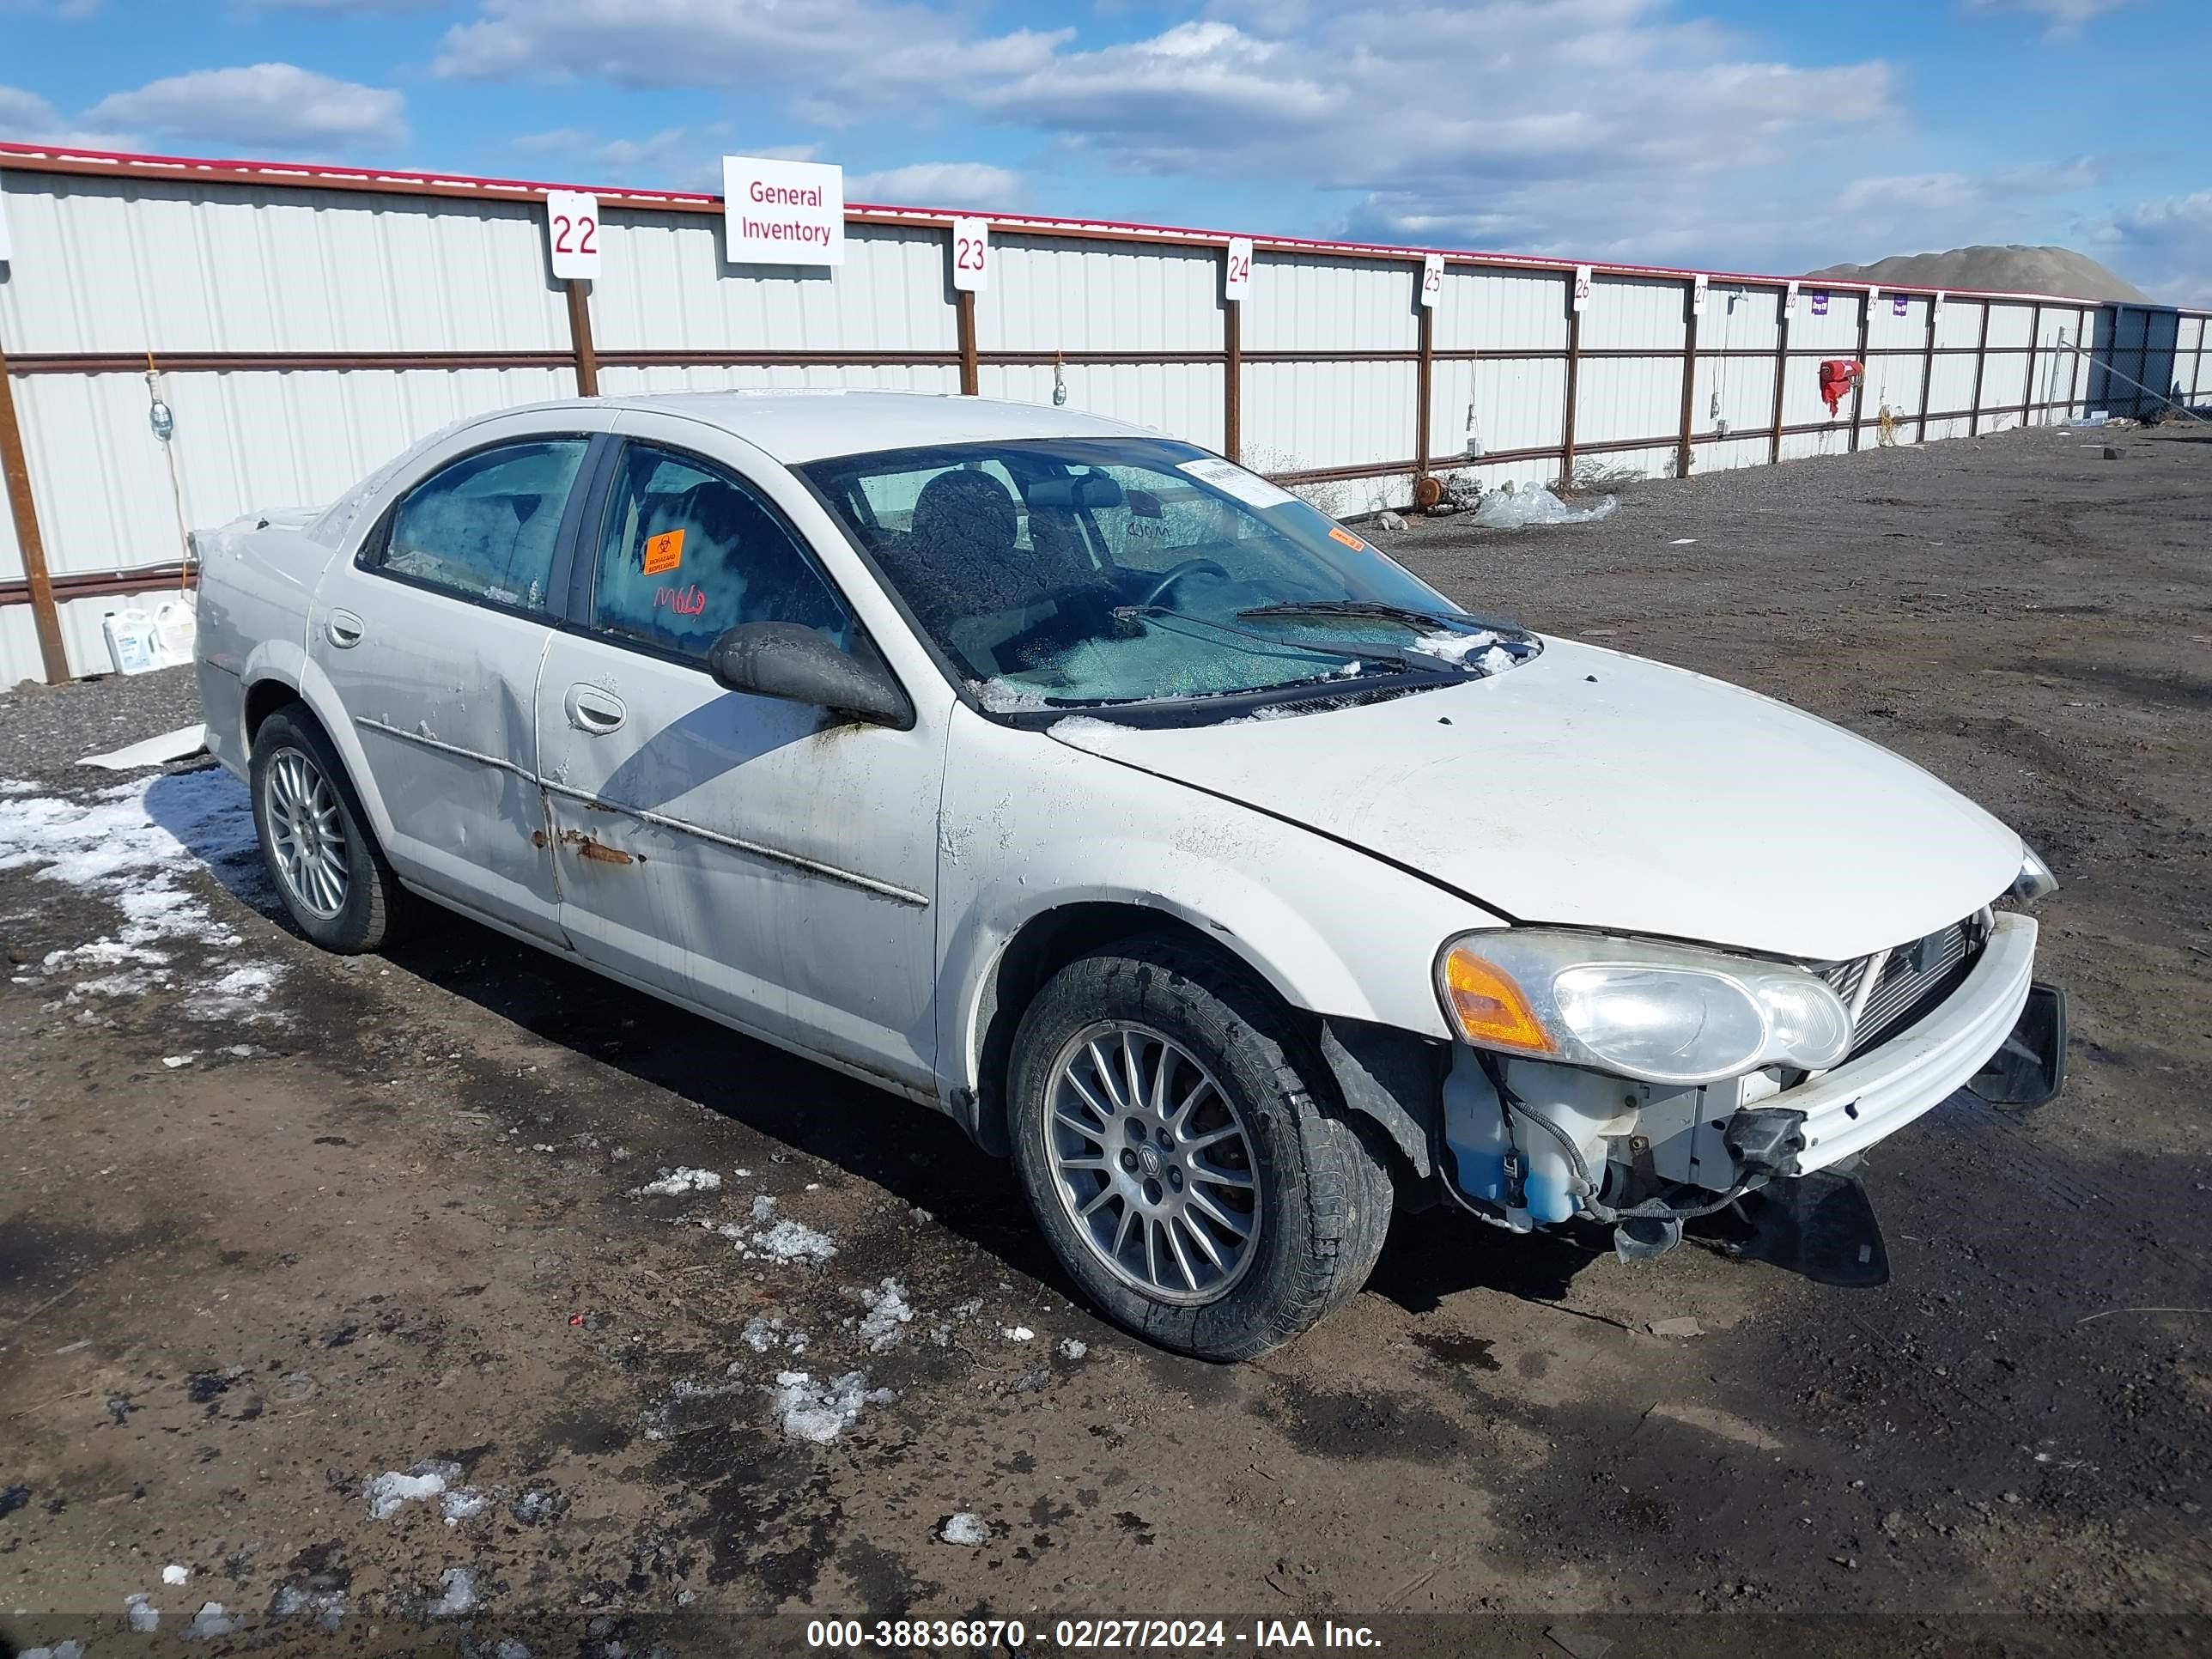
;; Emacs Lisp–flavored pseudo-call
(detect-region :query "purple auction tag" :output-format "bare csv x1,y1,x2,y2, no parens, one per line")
1893,295,1909,316
1810,291,1829,316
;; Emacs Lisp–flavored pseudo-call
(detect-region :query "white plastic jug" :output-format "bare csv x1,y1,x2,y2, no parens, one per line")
102,606,162,676
152,594,198,668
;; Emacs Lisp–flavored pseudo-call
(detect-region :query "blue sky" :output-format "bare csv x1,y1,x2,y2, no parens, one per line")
3,0,2207,302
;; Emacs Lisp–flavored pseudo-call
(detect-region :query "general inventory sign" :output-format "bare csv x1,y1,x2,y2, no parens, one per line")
723,155,845,267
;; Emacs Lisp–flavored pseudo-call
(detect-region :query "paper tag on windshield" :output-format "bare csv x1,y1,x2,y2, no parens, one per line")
1328,526,1367,551
1178,457,1297,511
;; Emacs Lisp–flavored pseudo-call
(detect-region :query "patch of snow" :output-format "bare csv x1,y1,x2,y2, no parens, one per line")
1004,1326,1035,1342
426,1567,477,1619
857,1278,914,1352
0,777,37,795
1058,1339,1088,1360
635,1166,722,1197
270,1582,349,1631
771,1371,893,1443
441,1486,493,1524
970,679,1059,713
18,1640,86,1659
739,1315,808,1356
161,1055,196,1070
939,1512,990,1546
750,1194,778,1220
124,1593,159,1632
185,1601,240,1640
1410,627,1499,665
363,1459,462,1520
0,769,283,1010
162,1563,190,1584
952,1297,984,1319
741,1218,837,1266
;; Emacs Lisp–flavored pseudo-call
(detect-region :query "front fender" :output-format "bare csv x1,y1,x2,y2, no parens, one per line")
240,641,401,856
933,708,1504,1109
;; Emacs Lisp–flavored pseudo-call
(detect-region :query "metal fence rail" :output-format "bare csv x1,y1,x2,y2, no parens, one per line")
3,143,2206,684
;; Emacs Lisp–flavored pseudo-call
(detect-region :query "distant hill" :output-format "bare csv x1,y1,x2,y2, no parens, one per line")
1805,246,2151,304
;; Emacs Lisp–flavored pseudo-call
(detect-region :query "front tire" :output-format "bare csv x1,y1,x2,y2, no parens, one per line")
1009,942,1394,1360
250,707,416,953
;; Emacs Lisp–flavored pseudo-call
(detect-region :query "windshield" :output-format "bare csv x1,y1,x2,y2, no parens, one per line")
799,436,1537,714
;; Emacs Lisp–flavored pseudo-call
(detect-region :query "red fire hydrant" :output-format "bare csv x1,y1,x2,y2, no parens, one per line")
1819,358,1864,416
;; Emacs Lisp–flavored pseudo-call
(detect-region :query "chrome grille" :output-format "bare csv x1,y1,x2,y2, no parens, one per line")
1818,915,1984,1056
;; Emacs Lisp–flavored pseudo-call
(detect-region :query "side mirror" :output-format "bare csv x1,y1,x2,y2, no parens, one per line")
707,623,910,726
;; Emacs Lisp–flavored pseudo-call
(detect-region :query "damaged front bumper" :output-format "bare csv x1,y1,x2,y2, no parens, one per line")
1438,911,2063,1241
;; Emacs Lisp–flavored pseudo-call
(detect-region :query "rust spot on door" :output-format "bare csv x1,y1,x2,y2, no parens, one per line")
555,826,636,866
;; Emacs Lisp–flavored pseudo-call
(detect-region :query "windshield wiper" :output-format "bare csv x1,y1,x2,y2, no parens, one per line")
1110,605,1427,676
1236,599,1516,634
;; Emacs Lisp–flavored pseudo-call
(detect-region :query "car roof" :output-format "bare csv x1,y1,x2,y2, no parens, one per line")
598,389,1159,465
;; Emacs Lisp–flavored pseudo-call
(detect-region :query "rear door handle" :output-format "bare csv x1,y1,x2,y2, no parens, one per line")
564,684,627,735
325,610,365,649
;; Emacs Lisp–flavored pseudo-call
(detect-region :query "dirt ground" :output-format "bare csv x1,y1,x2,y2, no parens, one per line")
3,422,2208,1657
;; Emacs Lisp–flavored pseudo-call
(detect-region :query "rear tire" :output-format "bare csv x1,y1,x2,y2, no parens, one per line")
1009,941,1394,1361
250,707,418,953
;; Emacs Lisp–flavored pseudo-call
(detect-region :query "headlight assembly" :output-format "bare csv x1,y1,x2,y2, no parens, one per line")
1436,930,1852,1085
2010,842,2058,904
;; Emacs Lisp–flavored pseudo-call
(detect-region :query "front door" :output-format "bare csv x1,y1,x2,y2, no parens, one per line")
310,432,597,943
535,426,941,1094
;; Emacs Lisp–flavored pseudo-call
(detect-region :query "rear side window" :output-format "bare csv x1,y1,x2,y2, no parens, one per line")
371,439,590,613
590,444,852,660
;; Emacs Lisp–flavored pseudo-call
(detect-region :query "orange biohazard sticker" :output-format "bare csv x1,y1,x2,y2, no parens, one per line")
641,529,684,575
1328,526,1367,551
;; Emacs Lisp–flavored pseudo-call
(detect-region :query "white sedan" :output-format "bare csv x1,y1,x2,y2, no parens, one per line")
193,391,2064,1358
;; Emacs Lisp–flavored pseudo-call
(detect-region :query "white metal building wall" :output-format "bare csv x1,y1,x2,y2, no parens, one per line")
0,153,2183,684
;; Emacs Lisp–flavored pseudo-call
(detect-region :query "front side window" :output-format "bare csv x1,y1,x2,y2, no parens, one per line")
374,439,589,613
591,445,852,661
799,437,1537,714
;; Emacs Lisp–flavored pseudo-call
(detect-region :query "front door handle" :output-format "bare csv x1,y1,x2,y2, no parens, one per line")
564,684,627,735
325,610,365,649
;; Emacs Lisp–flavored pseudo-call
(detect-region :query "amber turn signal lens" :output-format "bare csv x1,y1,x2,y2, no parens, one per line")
1441,948,1556,1054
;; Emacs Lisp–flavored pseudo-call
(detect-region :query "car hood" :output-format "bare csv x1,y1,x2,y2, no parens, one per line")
1042,636,2023,963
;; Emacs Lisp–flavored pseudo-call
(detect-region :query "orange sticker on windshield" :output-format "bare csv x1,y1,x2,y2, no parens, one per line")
641,529,684,575
1328,526,1367,551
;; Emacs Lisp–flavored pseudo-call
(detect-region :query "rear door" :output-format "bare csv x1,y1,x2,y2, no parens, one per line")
308,420,604,943
534,414,944,1094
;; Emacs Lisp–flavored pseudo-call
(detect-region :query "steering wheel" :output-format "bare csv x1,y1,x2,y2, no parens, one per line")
1139,558,1231,608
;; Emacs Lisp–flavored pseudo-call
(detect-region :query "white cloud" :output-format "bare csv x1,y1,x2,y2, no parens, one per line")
434,0,1070,112
1960,0,2142,37
0,82,137,149
2083,191,2212,309
848,161,1024,211
85,64,408,154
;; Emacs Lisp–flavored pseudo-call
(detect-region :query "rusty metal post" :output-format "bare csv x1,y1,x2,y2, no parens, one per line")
956,289,980,398
564,278,599,397
1413,299,1435,484
1674,283,1699,479
0,339,69,684
1968,302,1991,435
1848,291,1873,452
1916,299,1939,442
2021,301,2041,426
1222,285,1242,465
1768,289,1790,465
1560,298,1583,483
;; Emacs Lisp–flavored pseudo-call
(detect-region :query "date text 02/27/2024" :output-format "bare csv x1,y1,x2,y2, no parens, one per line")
803,1619,1382,1650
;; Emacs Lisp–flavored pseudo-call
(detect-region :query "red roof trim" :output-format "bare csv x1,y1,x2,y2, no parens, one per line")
0,140,2184,312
